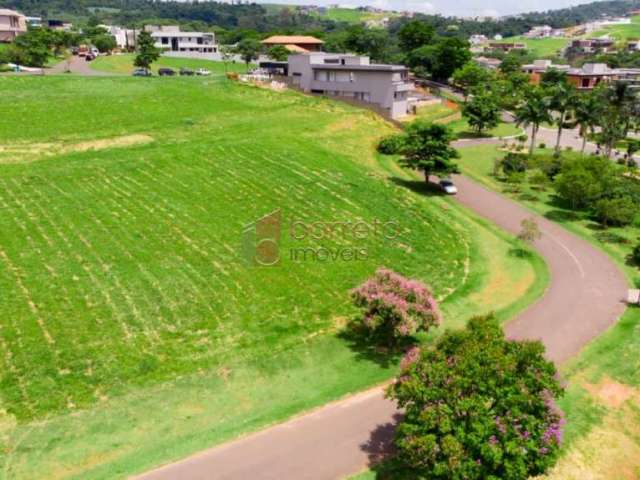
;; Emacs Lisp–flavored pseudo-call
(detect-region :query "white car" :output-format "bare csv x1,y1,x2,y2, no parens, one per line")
439,179,458,195
196,68,211,76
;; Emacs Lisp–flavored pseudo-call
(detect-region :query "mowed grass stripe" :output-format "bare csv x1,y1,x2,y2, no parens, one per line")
47,175,181,344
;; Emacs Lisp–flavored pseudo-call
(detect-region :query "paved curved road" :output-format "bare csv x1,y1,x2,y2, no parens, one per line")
138,165,627,480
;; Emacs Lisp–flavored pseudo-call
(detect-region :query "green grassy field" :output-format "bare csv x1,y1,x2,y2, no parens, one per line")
0,76,547,478
456,144,640,479
495,36,570,58
406,102,522,139
90,53,249,75
313,7,391,24
592,15,640,41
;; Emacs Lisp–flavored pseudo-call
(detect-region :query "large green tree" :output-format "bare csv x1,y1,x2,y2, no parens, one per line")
344,25,392,63
515,87,552,155
134,30,160,72
571,91,601,154
13,28,52,67
398,20,435,52
235,38,261,71
452,62,493,98
547,83,578,155
387,315,564,480
397,121,460,182
462,91,501,134
267,45,290,61
409,37,471,82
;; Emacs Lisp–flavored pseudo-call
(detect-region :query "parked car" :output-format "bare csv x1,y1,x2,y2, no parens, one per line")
179,67,195,76
132,68,152,77
85,53,96,62
439,179,458,195
196,68,211,76
158,68,176,76
71,47,79,55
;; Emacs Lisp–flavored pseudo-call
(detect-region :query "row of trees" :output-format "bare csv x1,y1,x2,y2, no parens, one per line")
0,19,119,68
350,268,565,479
0,27,76,68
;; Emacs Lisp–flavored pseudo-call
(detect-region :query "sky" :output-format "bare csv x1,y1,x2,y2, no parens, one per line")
257,0,606,18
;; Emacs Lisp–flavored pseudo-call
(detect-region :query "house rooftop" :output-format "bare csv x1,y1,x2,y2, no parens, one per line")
262,35,324,45
311,63,407,71
0,8,23,16
568,63,613,76
522,59,570,71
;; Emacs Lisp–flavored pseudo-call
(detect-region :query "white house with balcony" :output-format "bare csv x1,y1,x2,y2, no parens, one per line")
288,53,413,119
146,25,218,60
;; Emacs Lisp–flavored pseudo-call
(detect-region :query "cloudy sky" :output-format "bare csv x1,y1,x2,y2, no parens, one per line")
258,0,605,17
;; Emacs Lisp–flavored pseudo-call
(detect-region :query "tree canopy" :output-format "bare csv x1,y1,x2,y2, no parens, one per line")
134,30,160,70
387,315,565,480
394,122,460,182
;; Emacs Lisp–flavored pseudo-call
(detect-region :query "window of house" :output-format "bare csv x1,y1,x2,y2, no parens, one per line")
582,78,590,88
161,37,169,44
197,37,203,45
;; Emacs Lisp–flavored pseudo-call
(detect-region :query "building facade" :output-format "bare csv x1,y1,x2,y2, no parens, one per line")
567,63,640,90
288,53,412,119
0,9,26,43
147,26,217,56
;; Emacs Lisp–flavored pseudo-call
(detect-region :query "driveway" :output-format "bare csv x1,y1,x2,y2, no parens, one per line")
136,171,628,480
47,55,112,76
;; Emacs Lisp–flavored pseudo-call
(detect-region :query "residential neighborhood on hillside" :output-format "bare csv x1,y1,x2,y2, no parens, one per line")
2,1,640,479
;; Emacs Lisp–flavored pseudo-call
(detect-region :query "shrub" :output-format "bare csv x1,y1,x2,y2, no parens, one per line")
553,155,616,210
539,142,547,149
533,154,562,179
377,134,405,155
594,196,636,227
632,240,640,266
502,152,528,174
529,169,550,190
387,315,565,480
351,268,440,345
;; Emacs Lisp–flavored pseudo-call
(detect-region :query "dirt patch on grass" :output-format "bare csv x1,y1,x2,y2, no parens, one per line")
68,134,153,153
537,406,640,480
0,134,154,163
583,377,636,408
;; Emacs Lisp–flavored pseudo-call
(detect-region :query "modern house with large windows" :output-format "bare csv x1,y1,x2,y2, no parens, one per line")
287,53,412,119
146,25,217,58
0,8,26,42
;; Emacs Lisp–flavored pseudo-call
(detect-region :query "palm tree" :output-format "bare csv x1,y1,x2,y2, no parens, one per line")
514,87,552,156
548,83,578,155
571,92,600,155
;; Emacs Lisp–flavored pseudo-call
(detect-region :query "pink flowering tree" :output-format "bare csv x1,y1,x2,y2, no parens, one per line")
386,315,565,480
351,268,441,346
